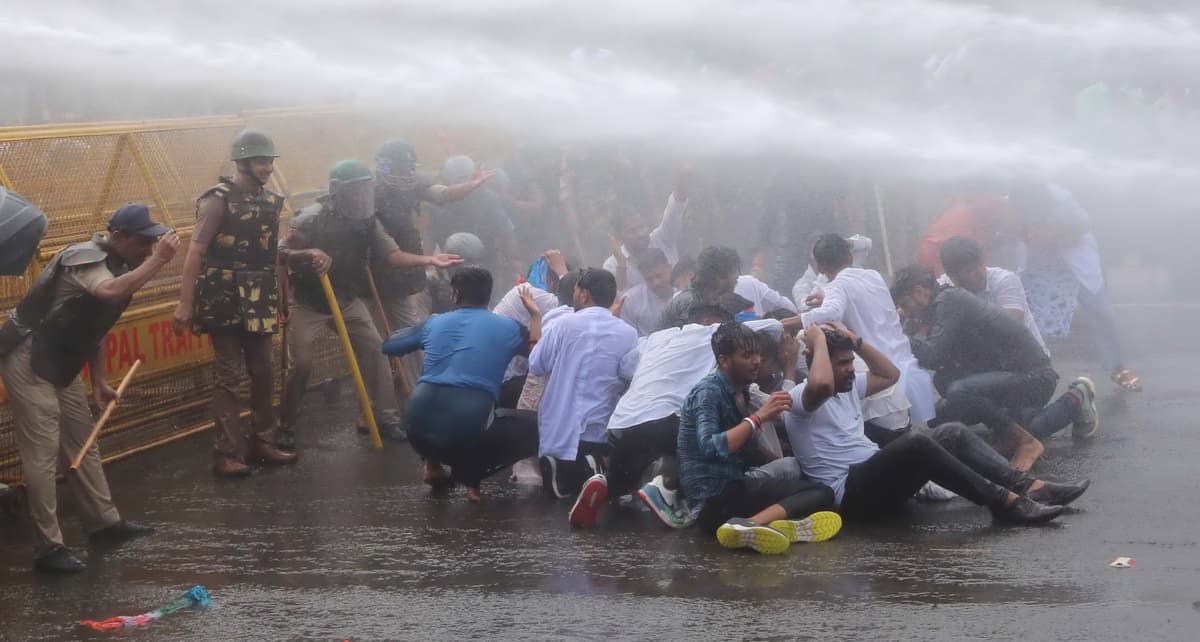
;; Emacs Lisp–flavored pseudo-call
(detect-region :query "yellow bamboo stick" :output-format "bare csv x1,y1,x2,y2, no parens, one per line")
320,273,383,449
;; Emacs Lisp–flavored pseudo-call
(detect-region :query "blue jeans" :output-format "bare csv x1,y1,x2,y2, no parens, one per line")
932,368,1077,440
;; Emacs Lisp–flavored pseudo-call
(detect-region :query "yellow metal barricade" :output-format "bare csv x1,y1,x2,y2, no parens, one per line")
0,109,507,483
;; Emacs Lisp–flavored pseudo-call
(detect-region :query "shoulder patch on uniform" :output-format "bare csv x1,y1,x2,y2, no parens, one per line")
59,242,109,267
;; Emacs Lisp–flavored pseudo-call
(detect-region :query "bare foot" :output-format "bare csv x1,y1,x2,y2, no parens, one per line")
1009,434,1045,472
466,486,483,503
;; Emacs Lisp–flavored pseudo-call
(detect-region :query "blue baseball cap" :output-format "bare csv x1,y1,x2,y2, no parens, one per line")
107,203,170,238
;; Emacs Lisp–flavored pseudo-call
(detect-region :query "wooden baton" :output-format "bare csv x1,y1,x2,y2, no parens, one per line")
70,359,141,471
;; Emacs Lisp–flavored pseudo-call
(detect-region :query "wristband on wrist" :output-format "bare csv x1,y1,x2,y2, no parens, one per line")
745,415,762,431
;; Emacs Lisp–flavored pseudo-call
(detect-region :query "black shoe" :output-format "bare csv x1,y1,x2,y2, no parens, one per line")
1026,479,1091,507
277,429,297,452
540,456,570,499
34,546,85,574
989,496,1064,525
89,519,155,546
380,421,408,443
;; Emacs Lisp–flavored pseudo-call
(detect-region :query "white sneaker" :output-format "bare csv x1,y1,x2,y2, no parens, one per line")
509,457,543,485
917,481,957,502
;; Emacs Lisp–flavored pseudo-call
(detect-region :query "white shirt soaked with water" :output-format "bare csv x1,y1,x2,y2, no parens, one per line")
734,275,798,316
529,305,638,460
607,319,784,432
619,282,673,336
938,267,1048,356
785,373,877,506
799,267,935,424
491,284,562,382
603,192,687,294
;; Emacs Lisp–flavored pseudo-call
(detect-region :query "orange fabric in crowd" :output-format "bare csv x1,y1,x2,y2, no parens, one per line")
916,197,1007,276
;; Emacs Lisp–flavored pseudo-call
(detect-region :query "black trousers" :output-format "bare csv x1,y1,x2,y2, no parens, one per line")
932,367,1075,439
840,423,1036,520
606,415,680,497
543,440,612,497
408,409,539,487
497,375,526,410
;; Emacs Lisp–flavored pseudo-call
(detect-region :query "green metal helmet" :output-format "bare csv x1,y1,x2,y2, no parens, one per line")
328,160,374,188
230,129,279,161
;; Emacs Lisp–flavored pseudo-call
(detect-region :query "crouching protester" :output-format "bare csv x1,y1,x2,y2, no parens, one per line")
382,267,541,503
0,204,178,573
785,322,1091,527
677,322,843,555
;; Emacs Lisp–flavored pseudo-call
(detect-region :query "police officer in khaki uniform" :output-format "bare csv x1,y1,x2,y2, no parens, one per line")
0,204,178,573
173,129,296,477
280,160,461,444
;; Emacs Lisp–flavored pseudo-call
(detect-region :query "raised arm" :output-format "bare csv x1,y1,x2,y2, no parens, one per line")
93,231,179,304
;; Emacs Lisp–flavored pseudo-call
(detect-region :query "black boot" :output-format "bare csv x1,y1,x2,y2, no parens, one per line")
990,496,1064,525
1027,479,1091,507
277,429,297,452
89,519,155,546
34,546,85,574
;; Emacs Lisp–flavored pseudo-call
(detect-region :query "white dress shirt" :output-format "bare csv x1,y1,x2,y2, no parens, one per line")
603,192,687,293
735,275,798,316
528,305,639,460
608,319,784,432
619,282,673,336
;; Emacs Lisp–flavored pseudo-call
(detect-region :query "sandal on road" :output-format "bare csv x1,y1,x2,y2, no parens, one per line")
1111,367,1142,392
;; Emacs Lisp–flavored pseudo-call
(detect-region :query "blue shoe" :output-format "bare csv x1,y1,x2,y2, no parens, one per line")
637,476,689,529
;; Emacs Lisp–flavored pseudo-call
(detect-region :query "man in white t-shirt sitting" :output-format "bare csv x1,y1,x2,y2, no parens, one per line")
937,236,1048,356
785,322,1089,525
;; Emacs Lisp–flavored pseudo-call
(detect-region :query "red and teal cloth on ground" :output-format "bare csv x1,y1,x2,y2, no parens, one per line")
80,585,211,631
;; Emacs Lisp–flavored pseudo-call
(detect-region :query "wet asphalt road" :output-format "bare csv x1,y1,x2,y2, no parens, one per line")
1,334,1198,641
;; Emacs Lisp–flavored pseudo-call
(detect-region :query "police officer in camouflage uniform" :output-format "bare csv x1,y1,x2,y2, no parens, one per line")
173,129,296,477
280,160,461,444
0,204,177,573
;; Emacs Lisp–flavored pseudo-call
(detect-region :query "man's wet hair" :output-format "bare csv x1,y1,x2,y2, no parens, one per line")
577,267,618,308
812,233,852,271
694,246,741,292
672,255,697,282
711,321,759,359
939,236,983,276
450,266,493,307
804,327,858,367
557,268,584,306
890,265,938,302
823,328,857,352
687,303,733,325
762,307,796,322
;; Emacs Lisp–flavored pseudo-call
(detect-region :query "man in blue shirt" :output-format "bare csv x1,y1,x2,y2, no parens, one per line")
677,322,842,555
383,266,541,502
